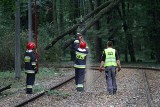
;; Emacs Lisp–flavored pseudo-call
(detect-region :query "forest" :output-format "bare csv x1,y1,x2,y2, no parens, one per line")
0,0,160,71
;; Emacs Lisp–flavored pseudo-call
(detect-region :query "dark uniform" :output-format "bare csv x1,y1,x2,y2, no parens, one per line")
101,48,119,94
24,50,37,94
73,40,88,91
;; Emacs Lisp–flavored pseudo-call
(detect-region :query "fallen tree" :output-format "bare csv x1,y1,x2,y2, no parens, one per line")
44,0,113,50
81,0,121,34
62,0,122,50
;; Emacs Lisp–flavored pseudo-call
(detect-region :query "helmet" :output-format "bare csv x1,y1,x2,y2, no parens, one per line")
27,42,35,50
79,41,86,49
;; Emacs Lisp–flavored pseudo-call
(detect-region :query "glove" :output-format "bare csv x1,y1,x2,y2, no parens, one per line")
99,67,103,72
74,39,79,44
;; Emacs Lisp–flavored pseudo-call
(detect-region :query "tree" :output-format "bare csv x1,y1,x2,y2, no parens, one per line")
44,0,120,50
15,0,21,79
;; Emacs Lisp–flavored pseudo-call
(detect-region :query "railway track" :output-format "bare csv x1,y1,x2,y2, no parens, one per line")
3,66,160,107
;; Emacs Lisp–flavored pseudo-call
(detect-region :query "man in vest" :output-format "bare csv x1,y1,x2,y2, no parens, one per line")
99,41,121,95
73,33,88,92
24,42,38,94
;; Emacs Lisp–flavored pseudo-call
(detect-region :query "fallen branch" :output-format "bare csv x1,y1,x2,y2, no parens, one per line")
81,0,122,34
44,0,112,50
0,84,12,93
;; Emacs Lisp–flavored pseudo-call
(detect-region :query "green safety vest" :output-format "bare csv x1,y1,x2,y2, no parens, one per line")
104,48,117,67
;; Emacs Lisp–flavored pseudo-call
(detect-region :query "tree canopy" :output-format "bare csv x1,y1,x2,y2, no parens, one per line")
0,0,160,70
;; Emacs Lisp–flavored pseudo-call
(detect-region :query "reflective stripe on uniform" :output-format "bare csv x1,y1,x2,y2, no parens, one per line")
76,84,83,88
27,85,33,88
32,62,36,65
74,64,86,68
25,70,35,73
24,56,30,62
76,51,87,56
76,51,87,60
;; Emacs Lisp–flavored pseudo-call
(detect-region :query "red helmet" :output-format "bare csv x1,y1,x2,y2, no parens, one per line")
27,42,35,50
79,41,86,49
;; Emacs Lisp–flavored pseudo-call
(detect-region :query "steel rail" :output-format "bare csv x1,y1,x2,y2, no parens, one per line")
15,68,100,107
14,76,74,107
56,65,160,71
143,71,154,107
14,66,159,107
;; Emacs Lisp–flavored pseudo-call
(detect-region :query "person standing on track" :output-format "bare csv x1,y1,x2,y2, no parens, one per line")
73,33,88,92
24,42,38,94
99,41,121,95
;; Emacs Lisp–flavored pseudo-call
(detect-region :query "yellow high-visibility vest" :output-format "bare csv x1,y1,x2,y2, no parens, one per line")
104,48,117,67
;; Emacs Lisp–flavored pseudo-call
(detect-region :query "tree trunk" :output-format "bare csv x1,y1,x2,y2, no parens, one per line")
152,0,160,62
124,45,128,62
121,1,136,62
52,0,57,24
58,0,64,34
28,0,32,41
15,0,21,79
44,0,119,50
94,0,102,61
89,0,94,11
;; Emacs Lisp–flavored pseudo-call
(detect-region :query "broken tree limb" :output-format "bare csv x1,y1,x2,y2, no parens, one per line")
45,25,78,50
0,84,12,93
81,0,122,34
59,0,122,50
81,0,112,23
44,0,113,50
62,38,75,50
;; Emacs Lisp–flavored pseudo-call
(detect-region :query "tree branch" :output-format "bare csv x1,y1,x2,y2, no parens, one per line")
44,0,112,50
81,0,122,34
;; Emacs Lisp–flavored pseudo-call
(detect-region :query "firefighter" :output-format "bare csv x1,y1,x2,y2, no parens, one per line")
99,41,121,95
73,33,88,92
24,42,38,94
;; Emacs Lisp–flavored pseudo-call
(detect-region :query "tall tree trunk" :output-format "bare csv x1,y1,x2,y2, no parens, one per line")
74,0,80,20
52,0,57,25
121,1,136,62
59,0,64,34
15,0,21,79
89,0,94,11
28,0,32,41
152,0,160,62
95,0,102,61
